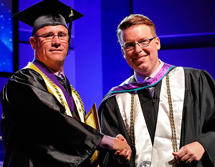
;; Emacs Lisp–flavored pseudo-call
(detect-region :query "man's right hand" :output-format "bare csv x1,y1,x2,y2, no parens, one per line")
112,134,132,164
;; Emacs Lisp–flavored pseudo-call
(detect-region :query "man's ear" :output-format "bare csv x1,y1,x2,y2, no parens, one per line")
30,37,37,50
155,37,161,50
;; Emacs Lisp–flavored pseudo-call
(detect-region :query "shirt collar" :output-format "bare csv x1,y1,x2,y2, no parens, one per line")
33,57,65,77
134,59,164,82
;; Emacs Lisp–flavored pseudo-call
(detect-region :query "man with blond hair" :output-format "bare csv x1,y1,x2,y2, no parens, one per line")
99,14,215,167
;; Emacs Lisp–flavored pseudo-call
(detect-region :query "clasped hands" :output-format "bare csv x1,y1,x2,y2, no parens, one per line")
112,134,132,164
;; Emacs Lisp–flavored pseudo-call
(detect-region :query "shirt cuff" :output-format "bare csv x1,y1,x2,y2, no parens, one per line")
98,135,114,151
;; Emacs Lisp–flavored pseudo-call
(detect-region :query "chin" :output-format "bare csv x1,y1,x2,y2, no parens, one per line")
136,66,150,74
137,64,148,71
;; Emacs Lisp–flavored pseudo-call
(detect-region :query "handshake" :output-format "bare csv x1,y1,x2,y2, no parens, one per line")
112,134,132,164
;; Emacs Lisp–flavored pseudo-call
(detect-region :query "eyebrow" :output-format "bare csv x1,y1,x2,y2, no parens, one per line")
39,30,68,35
125,38,144,44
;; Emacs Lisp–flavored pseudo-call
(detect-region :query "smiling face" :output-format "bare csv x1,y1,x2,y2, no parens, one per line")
30,25,69,72
120,24,161,77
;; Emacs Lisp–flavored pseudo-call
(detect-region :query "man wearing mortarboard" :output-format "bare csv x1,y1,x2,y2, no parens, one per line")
0,0,131,166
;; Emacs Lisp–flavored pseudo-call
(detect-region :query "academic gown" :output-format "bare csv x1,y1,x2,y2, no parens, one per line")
1,68,103,167
99,67,215,167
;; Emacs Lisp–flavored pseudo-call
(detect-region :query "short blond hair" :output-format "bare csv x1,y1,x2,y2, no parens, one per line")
117,14,157,45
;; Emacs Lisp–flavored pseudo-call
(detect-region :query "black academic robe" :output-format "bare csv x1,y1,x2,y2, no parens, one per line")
99,68,215,167
1,68,103,167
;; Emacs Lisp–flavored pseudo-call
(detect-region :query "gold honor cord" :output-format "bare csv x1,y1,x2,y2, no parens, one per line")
130,92,135,151
71,86,85,123
24,62,72,117
166,74,180,166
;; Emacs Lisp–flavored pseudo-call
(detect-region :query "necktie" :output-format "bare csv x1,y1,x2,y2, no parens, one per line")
56,74,71,97
146,77,155,96
58,73,65,81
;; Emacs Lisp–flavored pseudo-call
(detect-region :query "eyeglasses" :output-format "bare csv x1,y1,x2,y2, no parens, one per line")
122,37,156,51
34,33,69,42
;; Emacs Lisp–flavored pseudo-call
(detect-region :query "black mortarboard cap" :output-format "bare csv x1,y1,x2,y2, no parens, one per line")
13,0,83,36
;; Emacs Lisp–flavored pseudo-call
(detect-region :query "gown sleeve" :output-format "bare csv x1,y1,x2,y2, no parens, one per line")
99,96,135,167
1,68,103,166
182,68,215,166
194,70,215,165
